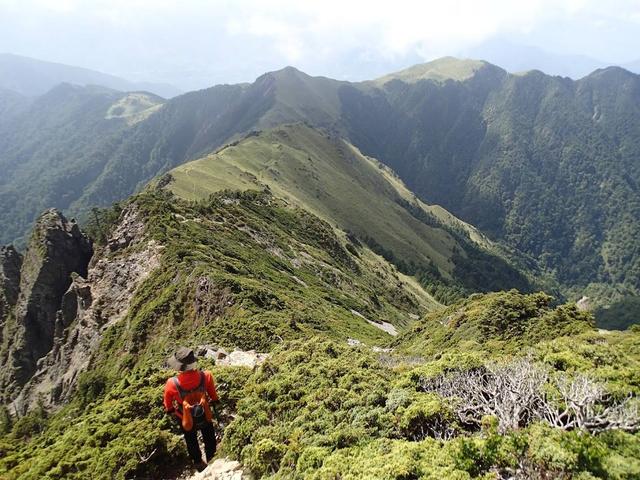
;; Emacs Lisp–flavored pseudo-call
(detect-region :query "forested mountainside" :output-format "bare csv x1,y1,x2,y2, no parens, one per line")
341,60,640,307
0,84,163,245
1,188,639,480
0,57,638,311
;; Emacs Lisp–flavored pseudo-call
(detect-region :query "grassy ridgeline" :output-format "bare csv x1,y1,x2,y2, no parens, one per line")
163,123,536,303
0,188,433,478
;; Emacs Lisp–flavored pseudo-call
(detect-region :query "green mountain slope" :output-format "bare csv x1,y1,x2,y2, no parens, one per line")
0,187,439,477
1,57,639,311
2,219,638,480
0,70,342,246
162,123,533,300
339,62,640,307
394,290,595,356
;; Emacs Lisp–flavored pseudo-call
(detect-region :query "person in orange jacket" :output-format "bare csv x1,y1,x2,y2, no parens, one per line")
164,347,221,471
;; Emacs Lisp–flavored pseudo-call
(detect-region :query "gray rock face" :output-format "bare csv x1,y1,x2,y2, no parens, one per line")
0,245,22,305
13,205,163,411
0,245,22,330
0,209,93,399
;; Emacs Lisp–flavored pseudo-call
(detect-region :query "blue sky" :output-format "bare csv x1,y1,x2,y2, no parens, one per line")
1,0,639,90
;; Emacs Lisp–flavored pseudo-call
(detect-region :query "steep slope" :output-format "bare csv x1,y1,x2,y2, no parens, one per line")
0,53,181,98
0,188,446,479
0,188,436,409
255,66,344,128
0,246,21,334
339,61,640,307
162,123,533,300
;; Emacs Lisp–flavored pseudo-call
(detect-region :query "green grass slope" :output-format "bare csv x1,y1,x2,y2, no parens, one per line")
163,123,533,301
373,57,495,85
394,290,596,357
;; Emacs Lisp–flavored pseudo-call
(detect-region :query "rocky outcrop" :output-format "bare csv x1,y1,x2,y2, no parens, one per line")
0,210,93,399
197,345,268,369
189,458,251,480
13,206,163,410
0,245,22,332
576,296,592,312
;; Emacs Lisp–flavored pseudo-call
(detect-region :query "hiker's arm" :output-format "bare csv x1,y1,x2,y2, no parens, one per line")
163,380,173,412
204,371,219,401
204,372,222,422
211,400,222,423
163,379,182,418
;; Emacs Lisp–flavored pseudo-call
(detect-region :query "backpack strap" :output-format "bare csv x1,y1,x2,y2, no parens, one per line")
197,370,205,392
172,376,185,399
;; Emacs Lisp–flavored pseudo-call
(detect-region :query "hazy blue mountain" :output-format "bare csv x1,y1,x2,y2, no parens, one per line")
462,38,607,78
0,53,182,98
0,87,30,127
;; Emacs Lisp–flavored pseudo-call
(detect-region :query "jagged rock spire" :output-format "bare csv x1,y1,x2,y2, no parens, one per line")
0,209,92,400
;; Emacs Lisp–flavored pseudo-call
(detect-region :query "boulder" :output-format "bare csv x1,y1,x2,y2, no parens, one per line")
191,457,251,480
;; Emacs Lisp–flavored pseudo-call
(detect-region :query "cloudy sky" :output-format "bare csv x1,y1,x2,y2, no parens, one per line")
1,0,639,90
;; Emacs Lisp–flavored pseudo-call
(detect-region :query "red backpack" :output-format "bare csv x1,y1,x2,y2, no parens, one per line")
173,371,213,431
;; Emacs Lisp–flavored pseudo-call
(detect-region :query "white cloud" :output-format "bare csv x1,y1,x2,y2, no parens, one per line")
218,0,591,59
0,0,638,87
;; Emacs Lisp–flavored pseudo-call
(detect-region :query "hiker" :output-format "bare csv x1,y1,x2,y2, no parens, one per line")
164,347,221,471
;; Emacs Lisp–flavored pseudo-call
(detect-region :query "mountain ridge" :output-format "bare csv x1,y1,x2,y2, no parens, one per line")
0,57,638,310
161,122,534,301
0,53,182,98
1,56,640,475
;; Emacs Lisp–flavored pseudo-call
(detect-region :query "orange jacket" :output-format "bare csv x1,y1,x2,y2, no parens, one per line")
163,370,218,419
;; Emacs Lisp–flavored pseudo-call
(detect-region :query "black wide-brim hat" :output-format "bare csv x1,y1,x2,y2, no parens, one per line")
167,347,198,371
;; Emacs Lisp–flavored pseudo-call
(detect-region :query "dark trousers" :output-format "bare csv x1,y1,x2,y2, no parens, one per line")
183,421,216,463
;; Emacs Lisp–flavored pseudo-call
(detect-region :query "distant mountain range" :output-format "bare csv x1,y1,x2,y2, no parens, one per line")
461,38,640,79
0,53,182,98
0,56,639,311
